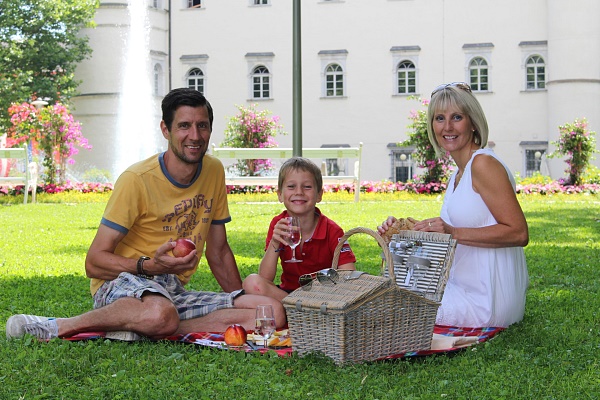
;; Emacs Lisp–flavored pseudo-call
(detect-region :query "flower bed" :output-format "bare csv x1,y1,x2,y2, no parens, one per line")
0,181,114,196
1,180,599,197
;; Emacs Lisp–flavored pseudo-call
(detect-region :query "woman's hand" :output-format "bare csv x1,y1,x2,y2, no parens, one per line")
412,217,450,234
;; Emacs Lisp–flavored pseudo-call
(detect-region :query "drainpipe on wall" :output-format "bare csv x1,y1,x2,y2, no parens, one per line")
168,0,172,91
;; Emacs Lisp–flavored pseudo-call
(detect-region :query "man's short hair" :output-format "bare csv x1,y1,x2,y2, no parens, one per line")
161,88,214,131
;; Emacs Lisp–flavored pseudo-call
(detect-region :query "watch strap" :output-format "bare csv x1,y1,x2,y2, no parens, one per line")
136,256,153,279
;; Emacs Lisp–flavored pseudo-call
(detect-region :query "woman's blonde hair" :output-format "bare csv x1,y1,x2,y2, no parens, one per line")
426,85,489,157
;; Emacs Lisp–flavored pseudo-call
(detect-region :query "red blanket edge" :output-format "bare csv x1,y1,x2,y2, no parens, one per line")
63,325,504,359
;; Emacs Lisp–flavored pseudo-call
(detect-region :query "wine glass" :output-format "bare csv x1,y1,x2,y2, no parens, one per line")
285,216,302,263
406,252,431,293
255,304,276,349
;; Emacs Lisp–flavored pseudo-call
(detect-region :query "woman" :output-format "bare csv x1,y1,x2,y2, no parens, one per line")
379,82,529,328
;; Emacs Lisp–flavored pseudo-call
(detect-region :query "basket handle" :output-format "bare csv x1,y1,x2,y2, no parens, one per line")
331,227,395,280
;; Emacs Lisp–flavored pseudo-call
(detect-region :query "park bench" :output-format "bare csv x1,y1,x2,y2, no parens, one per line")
210,143,363,202
0,143,38,204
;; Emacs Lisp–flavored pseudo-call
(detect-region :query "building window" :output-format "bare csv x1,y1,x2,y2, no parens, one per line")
469,57,489,91
325,63,344,97
519,41,547,91
152,0,162,8
388,145,414,182
187,68,204,93
520,141,548,177
525,149,546,177
253,0,269,4
153,63,163,96
251,66,270,99
320,144,350,176
526,55,546,90
245,52,274,100
188,0,201,8
394,152,413,182
397,60,416,94
319,49,348,98
390,46,420,96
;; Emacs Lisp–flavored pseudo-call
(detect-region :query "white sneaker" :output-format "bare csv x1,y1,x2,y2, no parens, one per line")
6,314,58,339
105,330,143,342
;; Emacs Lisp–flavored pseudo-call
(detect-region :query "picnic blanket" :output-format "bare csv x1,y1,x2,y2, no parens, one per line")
64,325,504,360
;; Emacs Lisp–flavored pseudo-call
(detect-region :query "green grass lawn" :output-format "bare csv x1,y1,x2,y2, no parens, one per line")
0,192,598,399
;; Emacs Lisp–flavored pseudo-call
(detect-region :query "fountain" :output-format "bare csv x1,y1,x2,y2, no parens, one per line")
114,0,159,179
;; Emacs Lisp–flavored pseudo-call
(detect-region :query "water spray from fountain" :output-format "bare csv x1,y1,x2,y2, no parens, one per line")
114,0,158,180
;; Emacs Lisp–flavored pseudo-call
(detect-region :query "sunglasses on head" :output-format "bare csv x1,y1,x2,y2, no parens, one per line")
298,268,339,289
431,82,472,97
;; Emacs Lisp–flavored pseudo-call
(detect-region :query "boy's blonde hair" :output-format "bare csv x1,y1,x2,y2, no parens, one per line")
277,157,323,193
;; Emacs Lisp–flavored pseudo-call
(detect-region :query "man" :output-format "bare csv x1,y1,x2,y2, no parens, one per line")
6,88,286,341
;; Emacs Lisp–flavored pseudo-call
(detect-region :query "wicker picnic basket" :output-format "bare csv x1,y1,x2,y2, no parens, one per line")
382,230,457,302
282,227,444,365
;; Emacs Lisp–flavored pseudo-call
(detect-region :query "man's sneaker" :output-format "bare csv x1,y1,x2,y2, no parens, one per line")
6,314,58,340
105,330,143,342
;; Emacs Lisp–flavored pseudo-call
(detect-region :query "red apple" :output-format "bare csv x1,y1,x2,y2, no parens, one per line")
224,324,247,347
172,238,196,257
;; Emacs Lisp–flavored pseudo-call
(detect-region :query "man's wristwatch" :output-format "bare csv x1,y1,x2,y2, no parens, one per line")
136,256,153,279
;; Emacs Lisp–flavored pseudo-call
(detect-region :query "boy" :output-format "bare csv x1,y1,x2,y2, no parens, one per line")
242,157,356,301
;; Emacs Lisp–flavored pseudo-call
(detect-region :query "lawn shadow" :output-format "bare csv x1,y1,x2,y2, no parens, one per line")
0,275,93,326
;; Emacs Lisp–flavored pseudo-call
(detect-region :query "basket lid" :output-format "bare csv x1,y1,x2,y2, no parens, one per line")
282,270,395,312
406,255,431,267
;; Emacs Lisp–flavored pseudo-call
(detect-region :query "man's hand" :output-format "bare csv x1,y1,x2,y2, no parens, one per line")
144,241,199,276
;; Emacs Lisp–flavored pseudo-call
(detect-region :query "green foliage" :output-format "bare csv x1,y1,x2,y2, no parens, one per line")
400,97,454,183
0,0,99,130
0,194,599,398
82,167,112,183
581,164,600,184
221,104,286,176
515,171,553,185
7,102,91,185
548,118,598,185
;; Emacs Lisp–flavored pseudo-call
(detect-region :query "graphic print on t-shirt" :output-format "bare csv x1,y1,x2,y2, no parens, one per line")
162,193,214,243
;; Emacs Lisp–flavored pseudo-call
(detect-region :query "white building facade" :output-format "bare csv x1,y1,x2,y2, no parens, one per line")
72,0,600,182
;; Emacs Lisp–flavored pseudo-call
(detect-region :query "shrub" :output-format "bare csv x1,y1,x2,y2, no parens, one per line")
515,171,553,186
6,101,91,185
581,165,600,184
221,104,286,176
399,97,454,183
548,118,597,185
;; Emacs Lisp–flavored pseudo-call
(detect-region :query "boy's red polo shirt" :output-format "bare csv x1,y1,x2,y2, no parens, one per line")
265,208,356,292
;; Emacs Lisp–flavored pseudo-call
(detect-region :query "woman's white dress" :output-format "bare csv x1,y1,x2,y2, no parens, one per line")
437,148,529,328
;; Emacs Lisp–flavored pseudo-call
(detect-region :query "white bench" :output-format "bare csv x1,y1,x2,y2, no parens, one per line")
0,143,38,204
211,143,363,202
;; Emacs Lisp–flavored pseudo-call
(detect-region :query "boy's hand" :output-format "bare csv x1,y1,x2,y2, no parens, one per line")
270,218,292,251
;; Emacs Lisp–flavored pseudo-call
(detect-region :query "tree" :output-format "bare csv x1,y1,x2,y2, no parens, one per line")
548,118,598,186
400,97,454,183
221,104,286,176
8,102,91,185
0,0,99,130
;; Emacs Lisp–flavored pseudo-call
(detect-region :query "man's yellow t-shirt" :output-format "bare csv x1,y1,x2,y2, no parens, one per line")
89,152,231,295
